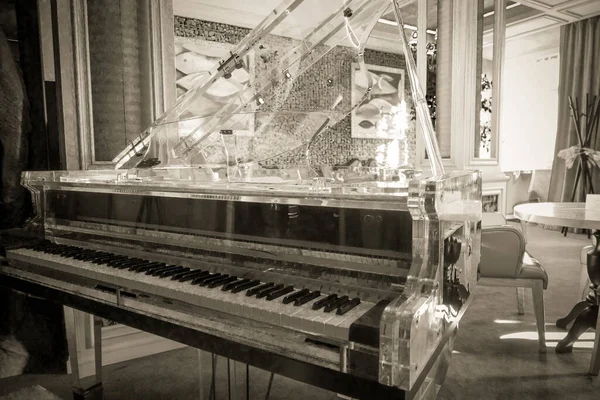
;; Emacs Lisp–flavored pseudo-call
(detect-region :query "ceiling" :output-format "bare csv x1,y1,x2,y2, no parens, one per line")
173,0,600,57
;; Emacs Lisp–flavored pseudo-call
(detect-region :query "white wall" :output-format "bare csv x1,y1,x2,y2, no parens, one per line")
499,51,560,172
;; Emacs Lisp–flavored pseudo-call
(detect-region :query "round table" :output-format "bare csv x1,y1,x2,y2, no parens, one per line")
514,202,600,231
514,202,600,375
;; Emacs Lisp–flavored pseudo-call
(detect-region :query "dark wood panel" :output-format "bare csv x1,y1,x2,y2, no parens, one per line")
16,0,50,170
0,0,17,40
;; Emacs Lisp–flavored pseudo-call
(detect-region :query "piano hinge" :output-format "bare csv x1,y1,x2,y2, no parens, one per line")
217,52,244,79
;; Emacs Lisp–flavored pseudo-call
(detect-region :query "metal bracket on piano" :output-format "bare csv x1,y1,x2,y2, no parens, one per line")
94,284,137,306
217,52,244,79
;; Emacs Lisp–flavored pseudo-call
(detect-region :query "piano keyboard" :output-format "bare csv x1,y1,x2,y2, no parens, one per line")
9,243,376,341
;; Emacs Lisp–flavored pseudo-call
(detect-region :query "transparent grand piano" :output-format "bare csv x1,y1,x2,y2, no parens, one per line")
1,0,482,398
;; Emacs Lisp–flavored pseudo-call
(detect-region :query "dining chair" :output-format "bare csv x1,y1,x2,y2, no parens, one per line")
481,212,527,313
479,212,548,352
579,233,598,300
580,245,594,300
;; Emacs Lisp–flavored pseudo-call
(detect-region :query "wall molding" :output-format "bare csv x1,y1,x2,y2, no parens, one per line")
50,0,175,169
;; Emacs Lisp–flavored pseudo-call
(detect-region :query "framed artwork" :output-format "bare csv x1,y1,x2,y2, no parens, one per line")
482,194,499,213
351,63,406,139
174,37,255,136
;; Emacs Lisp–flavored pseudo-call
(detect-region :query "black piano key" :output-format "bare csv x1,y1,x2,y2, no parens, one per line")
147,265,175,276
106,257,131,268
140,261,171,275
93,252,112,259
83,252,106,261
294,291,321,306
282,288,310,304
135,262,165,273
46,246,66,254
107,257,131,266
88,253,112,262
128,261,159,272
73,251,96,260
52,246,70,254
222,278,249,292
171,269,201,281
92,255,121,264
63,250,86,258
195,273,224,286
116,259,145,269
190,272,219,285
69,252,86,259
231,280,261,293
151,265,180,277
51,245,68,251
256,284,285,299
159,266,188,278
246,282,274,297
87,253,108,261
144,264,171,275
337,298,361,315
312,294,338,311
179,270,210,282
113,259,141,269
108,257,137,268
324,295,349,313
207,275,237,289
79,253,100,261
266,285,294,301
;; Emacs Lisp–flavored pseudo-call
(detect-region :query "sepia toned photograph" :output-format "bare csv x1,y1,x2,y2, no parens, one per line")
1,0,599,399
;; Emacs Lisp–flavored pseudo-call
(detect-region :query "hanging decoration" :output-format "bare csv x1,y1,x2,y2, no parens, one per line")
557,95,600,197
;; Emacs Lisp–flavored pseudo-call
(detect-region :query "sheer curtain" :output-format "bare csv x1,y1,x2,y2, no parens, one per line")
548,16,600,202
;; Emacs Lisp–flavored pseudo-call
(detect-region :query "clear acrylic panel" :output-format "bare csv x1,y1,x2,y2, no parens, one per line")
112,0,445,179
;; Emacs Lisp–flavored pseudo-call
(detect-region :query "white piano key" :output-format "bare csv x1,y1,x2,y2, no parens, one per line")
9,248,376,341
308,309,338,336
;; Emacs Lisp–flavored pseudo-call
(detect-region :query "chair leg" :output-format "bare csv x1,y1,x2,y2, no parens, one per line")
579,263,591,301
531,281,546,353
590,306,600,376
520,221,528,244
516,287,525,315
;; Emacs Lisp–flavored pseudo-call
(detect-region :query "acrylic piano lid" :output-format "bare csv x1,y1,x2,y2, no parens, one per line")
111,0,444,178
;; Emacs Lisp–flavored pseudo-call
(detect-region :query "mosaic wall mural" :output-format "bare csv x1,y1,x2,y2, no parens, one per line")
174,16,417,168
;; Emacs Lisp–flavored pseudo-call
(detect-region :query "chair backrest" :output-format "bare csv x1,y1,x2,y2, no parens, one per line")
480,226,526,279
482,212,507,227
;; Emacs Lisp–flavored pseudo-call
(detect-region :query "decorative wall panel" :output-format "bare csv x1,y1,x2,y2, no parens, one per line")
174,16,417,167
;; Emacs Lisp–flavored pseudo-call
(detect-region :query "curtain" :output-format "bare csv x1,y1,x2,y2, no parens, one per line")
548,16,600,202
0,26,30,228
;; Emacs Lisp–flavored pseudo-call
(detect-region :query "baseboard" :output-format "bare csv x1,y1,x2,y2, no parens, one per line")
67,329,186,377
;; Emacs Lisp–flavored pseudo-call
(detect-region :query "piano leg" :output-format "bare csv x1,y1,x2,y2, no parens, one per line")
64,307,103,400
198,351,243,400
198,350,205,400
336,346,356,400
228,358,237,400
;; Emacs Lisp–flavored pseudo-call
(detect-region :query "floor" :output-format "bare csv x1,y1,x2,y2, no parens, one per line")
0,224,599,399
